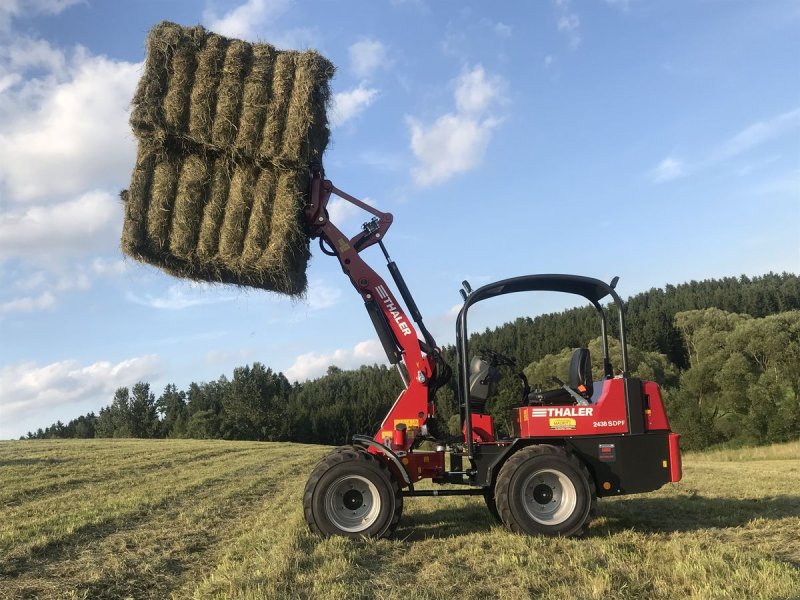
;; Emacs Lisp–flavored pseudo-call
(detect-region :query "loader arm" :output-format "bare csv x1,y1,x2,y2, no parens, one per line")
305,168,445,453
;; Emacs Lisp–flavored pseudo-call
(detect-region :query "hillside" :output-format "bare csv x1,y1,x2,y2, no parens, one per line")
1,439,798,599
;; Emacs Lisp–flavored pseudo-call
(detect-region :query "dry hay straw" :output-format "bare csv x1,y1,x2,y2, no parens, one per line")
122,21,335,296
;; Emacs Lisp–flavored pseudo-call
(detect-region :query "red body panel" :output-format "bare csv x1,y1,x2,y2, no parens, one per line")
669,433,682,482
514,379,629,437
466,413,496,442
402,450,445,483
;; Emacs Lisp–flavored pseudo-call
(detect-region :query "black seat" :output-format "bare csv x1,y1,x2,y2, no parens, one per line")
569,347,593,399
528,348,593,406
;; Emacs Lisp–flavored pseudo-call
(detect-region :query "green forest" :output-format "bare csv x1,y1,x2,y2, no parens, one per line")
26,272,800,450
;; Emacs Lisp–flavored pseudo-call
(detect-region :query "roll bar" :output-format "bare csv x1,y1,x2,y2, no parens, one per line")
456,274,630,459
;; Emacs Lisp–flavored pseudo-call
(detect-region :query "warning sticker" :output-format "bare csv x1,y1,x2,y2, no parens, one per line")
394,418,420,430
549,417,576,431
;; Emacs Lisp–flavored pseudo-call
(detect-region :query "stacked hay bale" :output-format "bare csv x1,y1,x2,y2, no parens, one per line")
121,22,335,296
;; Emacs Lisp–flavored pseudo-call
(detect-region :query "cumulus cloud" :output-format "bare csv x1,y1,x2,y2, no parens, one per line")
203,0,288,40
326,195,374,225
0,190,120,259
0,355,162,436
0,44,140,203
203,0,314,48
330,83,379,128
408,65,505,187
285,339,386,382
349,39,388,78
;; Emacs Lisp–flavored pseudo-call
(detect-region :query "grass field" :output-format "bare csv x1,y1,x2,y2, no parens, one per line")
1,439,798,599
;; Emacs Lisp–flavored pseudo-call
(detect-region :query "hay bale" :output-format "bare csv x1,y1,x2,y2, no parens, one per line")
121,21,334,296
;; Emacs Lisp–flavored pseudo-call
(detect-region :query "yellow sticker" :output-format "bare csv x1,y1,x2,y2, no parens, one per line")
523,410,529,422
336,238,350,252
549,417,576,431
394,418,420,430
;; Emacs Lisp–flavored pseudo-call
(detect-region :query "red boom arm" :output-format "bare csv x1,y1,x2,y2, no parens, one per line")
305,171,437,452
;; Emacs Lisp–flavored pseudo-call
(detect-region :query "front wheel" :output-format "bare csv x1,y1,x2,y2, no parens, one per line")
303,446,403,538
495,445,595,537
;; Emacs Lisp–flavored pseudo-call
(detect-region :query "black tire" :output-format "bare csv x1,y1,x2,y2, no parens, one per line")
303,446,403,538
484,488,502,523
495,445,595,537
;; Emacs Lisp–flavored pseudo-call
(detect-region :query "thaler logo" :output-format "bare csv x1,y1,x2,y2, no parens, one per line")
376,285,413,336
531,407,593,418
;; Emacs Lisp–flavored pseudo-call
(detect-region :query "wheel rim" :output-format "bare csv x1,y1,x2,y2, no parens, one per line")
324,475,381,533
520,468,577,525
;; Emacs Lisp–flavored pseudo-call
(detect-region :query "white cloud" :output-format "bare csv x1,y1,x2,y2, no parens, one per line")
455,65,502,114
0,45,140,203
0,291,56,315
326,195,374,225
715,107,800,162
648,107,800,183
0,355,162,435
650,156,685,183
203,0,289,40
0,190,120,259
326,198,361,224
494,22,512,37
126,283,238,310
349,39,388,78
408,65,505,187
305,279,342,311
409,113,498,187
91,257,128,277
555,0,581,49
285,339,386,382
330,83,379,128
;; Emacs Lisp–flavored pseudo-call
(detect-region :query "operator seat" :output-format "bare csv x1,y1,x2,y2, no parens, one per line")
468,356,499,413
528,348,593,406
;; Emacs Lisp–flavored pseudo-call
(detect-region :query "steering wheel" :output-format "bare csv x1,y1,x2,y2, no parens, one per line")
478,348,532,401
477,348,516,368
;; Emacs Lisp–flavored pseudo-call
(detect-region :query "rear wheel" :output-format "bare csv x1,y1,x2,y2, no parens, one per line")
303,446,403,538
495,445,595,537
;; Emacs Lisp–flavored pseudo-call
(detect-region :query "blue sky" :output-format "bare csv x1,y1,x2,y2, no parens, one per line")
0,0,797,439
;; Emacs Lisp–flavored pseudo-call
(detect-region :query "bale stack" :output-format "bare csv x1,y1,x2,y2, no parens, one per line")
121,21,335,296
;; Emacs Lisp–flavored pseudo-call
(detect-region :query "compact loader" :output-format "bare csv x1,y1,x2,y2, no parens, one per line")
302,168,682,538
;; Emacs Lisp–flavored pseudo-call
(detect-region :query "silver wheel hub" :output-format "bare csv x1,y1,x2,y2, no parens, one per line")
521,468,577,525
325,475,381,533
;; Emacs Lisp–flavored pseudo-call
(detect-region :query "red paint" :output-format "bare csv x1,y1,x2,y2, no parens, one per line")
643,380,670,431
514,378,629,438
669,433,682,482
305,174,434,455
466,413,495,442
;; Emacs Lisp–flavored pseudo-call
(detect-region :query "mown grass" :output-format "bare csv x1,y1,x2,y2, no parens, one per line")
1,438,798,599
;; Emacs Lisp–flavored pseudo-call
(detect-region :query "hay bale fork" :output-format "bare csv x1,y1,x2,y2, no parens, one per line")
302,166,682,538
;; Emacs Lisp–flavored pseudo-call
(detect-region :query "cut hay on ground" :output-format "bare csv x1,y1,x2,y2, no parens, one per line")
121,21,334,296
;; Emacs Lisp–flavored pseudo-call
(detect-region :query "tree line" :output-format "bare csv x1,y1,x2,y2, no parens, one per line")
26,272,800,450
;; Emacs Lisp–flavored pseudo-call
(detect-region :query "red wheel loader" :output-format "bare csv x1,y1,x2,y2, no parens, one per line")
302,168,682,538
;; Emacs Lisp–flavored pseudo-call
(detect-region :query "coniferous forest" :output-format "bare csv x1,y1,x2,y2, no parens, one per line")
26,272,800,450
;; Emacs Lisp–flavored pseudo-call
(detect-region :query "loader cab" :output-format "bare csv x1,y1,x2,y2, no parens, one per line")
455,274,635,457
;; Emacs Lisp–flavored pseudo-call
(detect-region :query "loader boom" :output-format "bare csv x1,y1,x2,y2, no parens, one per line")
304,169,442,453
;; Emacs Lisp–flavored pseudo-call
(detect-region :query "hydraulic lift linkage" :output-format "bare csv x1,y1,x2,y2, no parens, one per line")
304,168,462,495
